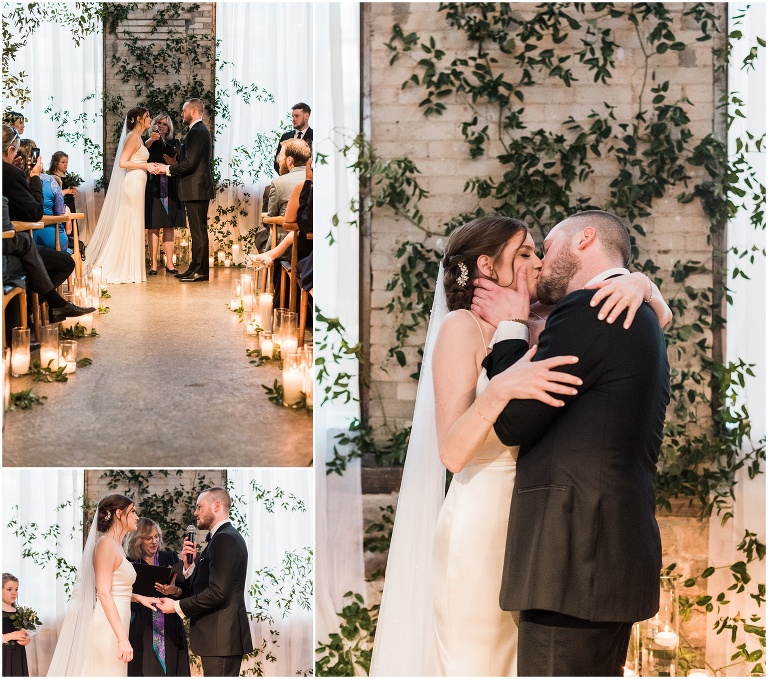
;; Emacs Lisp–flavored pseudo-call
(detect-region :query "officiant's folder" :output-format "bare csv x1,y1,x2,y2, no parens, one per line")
131,562,175,598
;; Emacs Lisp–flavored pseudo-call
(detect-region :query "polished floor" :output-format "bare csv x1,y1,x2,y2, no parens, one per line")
3,267,313,466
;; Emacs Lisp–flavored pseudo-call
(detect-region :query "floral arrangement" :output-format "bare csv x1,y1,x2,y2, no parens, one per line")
61,172,84,189
9,605,42,632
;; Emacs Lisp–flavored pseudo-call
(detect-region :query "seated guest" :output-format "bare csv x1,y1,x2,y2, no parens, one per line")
18,139,69,252
2,111,25,136
267,139,311,217
126,519,191,677
48,151,79,213
2,126,94,325
273,102,312,174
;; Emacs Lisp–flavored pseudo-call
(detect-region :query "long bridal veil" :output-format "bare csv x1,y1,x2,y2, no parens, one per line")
83,121,128,275
46,509,99,676
370,265,448,676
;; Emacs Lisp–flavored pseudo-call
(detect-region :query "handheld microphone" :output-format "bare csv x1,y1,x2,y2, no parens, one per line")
185,525,197,566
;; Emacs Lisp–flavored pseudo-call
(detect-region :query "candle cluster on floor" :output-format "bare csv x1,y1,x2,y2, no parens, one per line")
226,271,312,409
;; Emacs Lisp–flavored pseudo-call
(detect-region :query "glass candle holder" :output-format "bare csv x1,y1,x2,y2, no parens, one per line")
217,249,225,263
11,327,30,376
260,294,274,332
282,352,303,406
209,255,215,268
40,324,60,370
243,311,260,336
642,575,679,677
302,359,314,408
260,332,274,359
60,340,78,374
4,348,11,410
91,266,102,291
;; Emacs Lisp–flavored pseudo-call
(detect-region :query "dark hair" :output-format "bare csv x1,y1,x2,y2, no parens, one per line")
125,107,149,131
2,111,24,126
125,518,164,560
48,151,68,175
565,210,631,266
17,138,37,179
442,215,529,312
2,125,20,156
201,486,232,513
96,494,134,532
291,102,311,115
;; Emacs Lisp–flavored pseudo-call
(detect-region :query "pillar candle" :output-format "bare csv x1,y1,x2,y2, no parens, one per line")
282,366,304,406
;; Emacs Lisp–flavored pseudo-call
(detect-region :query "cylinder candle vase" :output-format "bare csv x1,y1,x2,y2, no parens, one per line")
642,575,679,676
11,327,30,376
282,353,304,407
40,324,60,370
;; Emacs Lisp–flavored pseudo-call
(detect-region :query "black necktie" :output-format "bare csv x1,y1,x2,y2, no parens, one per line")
296,131,303,139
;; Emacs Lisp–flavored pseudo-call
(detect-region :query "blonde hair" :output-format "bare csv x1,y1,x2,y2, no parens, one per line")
150,113,174,139
125,518,164,560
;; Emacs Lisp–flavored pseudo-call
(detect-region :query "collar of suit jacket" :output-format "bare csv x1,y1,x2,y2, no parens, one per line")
584,267,630,287
208,519,230,538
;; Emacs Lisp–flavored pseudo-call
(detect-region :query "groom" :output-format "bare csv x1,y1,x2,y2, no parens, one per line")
156,487,253,676
163,98,214,282
477,210,670,676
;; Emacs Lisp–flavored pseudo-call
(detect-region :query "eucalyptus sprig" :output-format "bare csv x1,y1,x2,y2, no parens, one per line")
8,389,47,410
29,360,68,383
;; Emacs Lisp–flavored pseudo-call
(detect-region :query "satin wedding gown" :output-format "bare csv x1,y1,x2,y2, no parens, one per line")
87,557,136,676
432,315,519,676
90,144,148,284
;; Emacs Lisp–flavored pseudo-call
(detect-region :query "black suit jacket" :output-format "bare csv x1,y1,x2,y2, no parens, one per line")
273,127,313,174
169,122,214,202
2,162,43,222
484,287,669,623
179,522,253,657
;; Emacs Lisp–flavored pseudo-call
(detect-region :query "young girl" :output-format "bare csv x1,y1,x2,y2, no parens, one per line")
2,573,30,677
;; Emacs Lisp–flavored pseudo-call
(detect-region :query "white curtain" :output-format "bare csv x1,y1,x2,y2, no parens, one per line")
314,1,368,652
228,468,313,677
2,469,85,677
7,19,104,240
214,3,314,261
706,3,767,674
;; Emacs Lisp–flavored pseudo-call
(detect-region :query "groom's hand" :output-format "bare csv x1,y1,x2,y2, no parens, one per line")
163,154,177,165
471,275,530,327
155,597,177,614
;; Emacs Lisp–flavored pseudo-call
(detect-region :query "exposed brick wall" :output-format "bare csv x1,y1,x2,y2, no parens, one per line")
364,2,719,435
102,3,216,176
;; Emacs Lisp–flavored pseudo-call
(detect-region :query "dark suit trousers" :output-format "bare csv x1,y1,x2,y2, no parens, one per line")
518,610,633,676
201,655,242,677
186,200,210,275
2,232,73,293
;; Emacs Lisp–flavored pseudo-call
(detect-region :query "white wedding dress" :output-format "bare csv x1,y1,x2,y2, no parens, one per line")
88,557,136,676
432,348,519,675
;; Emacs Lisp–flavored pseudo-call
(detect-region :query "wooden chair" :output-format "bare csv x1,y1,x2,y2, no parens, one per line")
298,233,313,349
2,230,28,348
260,215,283,296
41,212,85,287
5,222,44,342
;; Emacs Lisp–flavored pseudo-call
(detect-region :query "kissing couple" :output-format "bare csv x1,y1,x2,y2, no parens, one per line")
47,487,252,677
371,210,671,677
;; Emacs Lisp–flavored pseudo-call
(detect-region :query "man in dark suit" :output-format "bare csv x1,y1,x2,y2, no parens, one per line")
157,487,253,676
162,98,214,282
273,102,312,174
477,210,670,676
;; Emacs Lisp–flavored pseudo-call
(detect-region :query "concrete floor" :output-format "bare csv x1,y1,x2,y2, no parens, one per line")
3,268,313,467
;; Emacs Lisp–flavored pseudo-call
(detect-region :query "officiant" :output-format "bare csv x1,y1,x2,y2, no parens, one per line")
126,519,191,677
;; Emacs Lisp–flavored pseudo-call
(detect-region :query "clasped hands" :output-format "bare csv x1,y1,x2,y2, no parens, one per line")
146,162,167,175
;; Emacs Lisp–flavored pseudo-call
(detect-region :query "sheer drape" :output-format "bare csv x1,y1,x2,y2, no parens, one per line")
314,2,367,655
228,469,313,676
706,4,766,673
215,3,313,261
1,469,85,677
7,21,104,240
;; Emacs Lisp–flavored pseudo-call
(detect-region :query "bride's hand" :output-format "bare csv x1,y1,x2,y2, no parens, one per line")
117,637,133,663
135,594,162,610
585,272,654,329
489,346,581,407
471,271,530,328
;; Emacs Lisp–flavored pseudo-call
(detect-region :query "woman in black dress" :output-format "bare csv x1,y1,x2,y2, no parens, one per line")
2,573,30,677
126,519,191,676
144,113,185,275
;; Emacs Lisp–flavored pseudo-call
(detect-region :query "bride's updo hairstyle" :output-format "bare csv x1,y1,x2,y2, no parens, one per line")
125,106,149,131
442,215,528,311
96,494,134,532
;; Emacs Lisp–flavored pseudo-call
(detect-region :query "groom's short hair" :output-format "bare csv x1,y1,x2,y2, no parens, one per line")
185,98,205,116
567,210,632,266
202,486,232,512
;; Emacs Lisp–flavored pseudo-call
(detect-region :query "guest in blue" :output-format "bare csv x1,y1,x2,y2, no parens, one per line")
18,139,69,252
126,519,191,676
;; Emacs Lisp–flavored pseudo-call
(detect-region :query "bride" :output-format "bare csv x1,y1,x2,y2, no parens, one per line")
47,495,160,676
85,107,163,284
370,215,671,676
